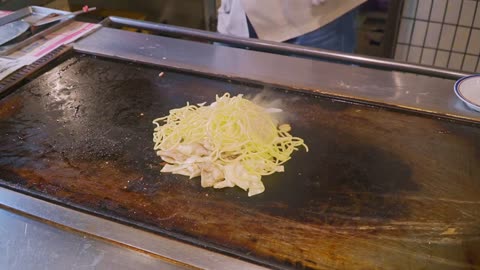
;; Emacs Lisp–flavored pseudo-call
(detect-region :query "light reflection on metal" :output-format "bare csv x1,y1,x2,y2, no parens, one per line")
0,187,269,270
75,28,480,124
102,16,469,80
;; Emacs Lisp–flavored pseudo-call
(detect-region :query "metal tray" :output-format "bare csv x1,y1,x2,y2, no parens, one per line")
0,53,479,270
0,6,71,56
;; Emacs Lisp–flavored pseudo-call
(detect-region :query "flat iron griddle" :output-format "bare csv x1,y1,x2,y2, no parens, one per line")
0,54,479,269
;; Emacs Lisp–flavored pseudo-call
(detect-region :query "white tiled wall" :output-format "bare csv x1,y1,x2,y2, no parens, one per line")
395,0,480,73
421,48,436,65
444,0,461,24
438,25,455,50
416,0,433,20
475,4,480,27
469,29,480,54
411,20,428,45
459,0,476,26
430,0,447,22
424,22,441,47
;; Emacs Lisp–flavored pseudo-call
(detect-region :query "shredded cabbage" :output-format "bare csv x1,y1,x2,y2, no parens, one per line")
152,93,308,196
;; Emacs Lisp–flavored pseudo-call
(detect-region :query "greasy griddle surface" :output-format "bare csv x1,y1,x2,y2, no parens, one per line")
1,55,479,269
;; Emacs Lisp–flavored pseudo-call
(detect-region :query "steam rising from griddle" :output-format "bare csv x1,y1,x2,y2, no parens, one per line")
246,88,299,125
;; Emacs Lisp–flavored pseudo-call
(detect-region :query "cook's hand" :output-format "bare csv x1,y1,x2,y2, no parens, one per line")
311,0,326,5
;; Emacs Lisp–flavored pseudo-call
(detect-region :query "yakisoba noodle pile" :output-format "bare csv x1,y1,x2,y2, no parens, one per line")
152,93,308,196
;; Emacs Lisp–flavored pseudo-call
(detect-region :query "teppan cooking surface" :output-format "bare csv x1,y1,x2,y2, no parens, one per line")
0,55,479,270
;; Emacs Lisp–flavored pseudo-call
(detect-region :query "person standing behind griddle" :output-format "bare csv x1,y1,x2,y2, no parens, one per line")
217,0,366,53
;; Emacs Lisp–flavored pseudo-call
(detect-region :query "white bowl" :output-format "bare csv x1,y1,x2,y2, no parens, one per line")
454,75,480,112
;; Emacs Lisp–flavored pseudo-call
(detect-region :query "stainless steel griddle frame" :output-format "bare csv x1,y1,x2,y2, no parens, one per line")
1,16,479,270
102,16,469,80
